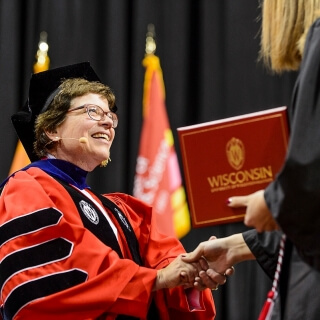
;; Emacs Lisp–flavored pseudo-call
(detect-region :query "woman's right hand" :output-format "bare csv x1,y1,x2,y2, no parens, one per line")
153,253,227,291
153,254,199,291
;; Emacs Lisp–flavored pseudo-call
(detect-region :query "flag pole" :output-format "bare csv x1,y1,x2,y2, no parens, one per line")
145,24,156,55
8,32,50,175
33,31,50,73
133,25,191,238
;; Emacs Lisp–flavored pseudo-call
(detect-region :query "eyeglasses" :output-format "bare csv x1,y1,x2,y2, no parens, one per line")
68,104,118,128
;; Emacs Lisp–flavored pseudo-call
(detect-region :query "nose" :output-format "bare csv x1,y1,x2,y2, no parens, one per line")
99,114,114,128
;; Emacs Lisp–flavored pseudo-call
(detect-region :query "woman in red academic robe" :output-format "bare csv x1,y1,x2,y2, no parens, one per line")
0,62,224,320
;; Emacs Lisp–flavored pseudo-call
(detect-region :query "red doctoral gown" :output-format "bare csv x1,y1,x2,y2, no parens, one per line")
0,166,215,320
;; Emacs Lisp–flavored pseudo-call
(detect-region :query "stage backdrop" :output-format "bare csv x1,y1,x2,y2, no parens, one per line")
0,1,297,319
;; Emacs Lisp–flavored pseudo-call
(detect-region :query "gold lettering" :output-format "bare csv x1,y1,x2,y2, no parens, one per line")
207,175,221,188
227,172,235,184
222,173,230,186
235,171,245,183
207,165,274,192
262,166,273,179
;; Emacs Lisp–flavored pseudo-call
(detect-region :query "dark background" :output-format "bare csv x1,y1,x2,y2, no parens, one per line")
0,1,297,319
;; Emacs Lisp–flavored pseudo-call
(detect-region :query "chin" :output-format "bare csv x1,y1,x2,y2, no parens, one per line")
99,154,110,163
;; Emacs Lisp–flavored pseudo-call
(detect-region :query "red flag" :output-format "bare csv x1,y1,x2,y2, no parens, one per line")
133,54,191,238
9,32,50,175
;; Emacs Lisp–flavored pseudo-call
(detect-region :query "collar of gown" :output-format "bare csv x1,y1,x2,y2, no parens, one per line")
1,158,89,190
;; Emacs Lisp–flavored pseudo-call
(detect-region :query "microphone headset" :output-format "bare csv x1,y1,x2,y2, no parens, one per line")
53,136,88,144
50,136,110,166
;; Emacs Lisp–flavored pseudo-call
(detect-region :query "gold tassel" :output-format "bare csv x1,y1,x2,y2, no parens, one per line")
100,158,111,167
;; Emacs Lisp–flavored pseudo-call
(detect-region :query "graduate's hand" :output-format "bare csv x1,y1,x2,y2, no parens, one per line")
186,256,224,291
227,190,279,232
182,234,255,290
182,236,235,278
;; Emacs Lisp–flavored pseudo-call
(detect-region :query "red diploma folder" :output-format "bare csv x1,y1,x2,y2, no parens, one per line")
177,106,289,227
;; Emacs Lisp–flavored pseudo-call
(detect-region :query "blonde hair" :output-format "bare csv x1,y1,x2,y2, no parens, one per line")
260,0,320,72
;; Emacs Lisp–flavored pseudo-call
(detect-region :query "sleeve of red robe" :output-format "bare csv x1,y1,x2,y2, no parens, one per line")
108,192,215,320
0,167,215,320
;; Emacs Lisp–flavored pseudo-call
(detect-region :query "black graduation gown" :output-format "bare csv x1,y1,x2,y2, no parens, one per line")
243,230,320,320
242,17,320,320
264,18,320,270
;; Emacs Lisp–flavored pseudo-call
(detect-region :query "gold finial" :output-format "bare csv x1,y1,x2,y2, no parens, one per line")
145,24,156,55
34,31,50,73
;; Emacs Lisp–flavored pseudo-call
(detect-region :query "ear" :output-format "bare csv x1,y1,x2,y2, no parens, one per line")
44,129,59,142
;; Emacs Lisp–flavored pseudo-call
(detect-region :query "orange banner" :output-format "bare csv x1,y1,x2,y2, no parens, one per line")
9,32,50,175
133,54,190,238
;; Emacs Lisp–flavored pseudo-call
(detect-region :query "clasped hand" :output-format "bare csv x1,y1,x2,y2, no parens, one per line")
155,251,232,292
157,190,278,292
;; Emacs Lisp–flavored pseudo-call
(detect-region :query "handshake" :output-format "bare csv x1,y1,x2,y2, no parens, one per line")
153,233,251,292
153,191,273,292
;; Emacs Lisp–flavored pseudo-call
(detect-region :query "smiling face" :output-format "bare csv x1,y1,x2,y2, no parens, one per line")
47,93,115,171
